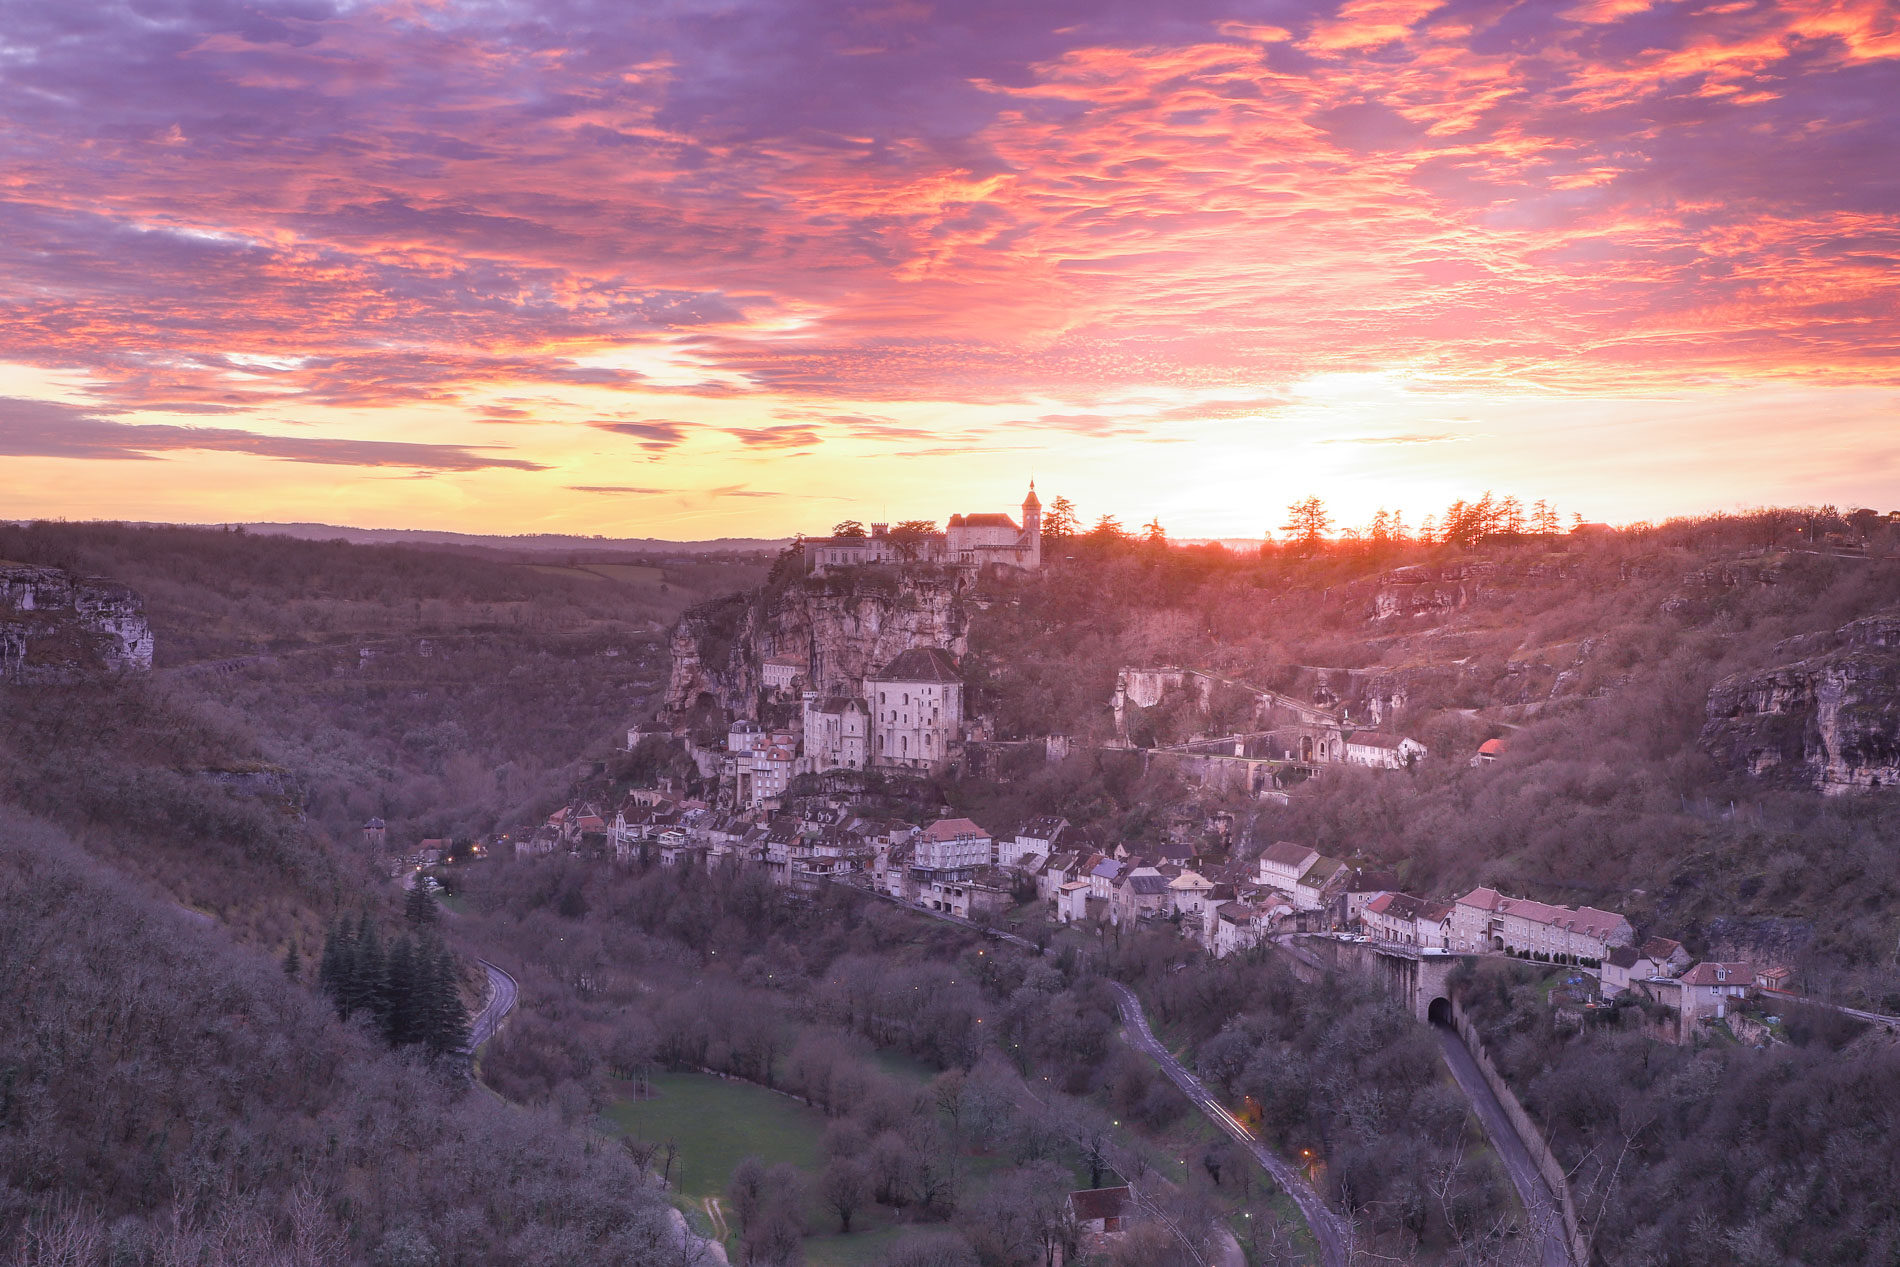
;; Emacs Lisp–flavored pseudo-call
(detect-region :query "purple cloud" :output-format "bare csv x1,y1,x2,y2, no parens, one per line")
0,397,546,471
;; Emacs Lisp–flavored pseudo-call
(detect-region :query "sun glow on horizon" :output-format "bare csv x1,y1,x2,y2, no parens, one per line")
0,0,1896,534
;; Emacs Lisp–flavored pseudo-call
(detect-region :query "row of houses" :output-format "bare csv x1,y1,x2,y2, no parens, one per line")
1344,883,1637,963
542,785,1775,1037
1345,885,1799,1044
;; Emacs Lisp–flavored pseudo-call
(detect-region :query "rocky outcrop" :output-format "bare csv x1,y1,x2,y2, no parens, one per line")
664,568,969,722
1702,613,1900,792
0,565,153,684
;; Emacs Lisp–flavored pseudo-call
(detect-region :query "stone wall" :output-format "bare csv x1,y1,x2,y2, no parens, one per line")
1448,998,1592,1266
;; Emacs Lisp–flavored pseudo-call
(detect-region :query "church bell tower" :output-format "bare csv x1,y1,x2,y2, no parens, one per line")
1022,481,1042,569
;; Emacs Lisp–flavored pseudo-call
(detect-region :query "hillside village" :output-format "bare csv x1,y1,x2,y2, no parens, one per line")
506,512,1854,1053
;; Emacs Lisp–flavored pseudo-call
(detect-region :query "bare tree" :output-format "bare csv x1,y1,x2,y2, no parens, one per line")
821,1158,871,1233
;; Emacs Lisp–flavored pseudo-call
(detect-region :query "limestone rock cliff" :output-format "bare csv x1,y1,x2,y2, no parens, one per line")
0,565,154,684
664,568,969,722
1702,613,1900,792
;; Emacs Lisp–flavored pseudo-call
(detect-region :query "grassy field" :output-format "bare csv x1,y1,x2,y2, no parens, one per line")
605,1072,824,1197
605,1072,933,1266
870,1048,939,1085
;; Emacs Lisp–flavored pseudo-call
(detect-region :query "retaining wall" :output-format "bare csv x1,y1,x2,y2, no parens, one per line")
1449,998,1592,1265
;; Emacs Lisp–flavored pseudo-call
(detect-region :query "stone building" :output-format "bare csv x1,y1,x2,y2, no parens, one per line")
946,484,1041,569
800,695,870,772
805,484,1043,574
1451,887,1633,960
868,646,964,770
914,817,991,870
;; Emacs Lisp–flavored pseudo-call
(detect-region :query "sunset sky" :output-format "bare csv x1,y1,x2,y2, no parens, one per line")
1,0,1896,539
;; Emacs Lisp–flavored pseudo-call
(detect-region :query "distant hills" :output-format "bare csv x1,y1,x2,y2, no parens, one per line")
237,523,791,553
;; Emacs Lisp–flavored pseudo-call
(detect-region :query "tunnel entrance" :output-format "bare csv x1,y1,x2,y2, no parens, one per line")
1428,996,1453,1027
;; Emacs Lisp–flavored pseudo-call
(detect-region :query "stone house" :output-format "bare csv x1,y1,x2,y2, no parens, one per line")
1055,879,1091,924
1258,841,1318,893
1001,815,1069,869
1601,937,1692,997
1343,731,1428,768
1069,1186,1131,1235
1678,962,1753,1018
1362,893,1451,948
869,647,964,770
1637,962,1754,1040
1755,965,1795,992
1208,897,1291,958
1113,870,1173,924
1293,855,1350,913
1036,850,1084,904
1451,887,1632,960
1169,869,1216,921
916,817,992,870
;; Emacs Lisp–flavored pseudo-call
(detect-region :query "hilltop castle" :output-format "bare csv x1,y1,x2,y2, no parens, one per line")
806,484,1042,575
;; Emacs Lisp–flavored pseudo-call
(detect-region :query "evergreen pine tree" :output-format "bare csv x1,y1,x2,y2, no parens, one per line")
423,941,471,1057
404,881,439,929
283,940,301,981
317,922,341,996
319,920,356,1019
345,912,385,1023
384,935,419,1046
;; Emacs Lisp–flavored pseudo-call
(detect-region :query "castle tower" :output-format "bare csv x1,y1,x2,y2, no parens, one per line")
1022,481,1042,568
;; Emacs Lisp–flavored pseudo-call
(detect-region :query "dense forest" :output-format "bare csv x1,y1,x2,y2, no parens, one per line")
0,524,775,1265
1450,957,1900,1265
0,520,770,848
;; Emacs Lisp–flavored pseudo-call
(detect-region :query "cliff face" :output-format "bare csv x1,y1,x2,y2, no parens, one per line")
1702,613,1900,792
0,565,154,684
664,569,969,721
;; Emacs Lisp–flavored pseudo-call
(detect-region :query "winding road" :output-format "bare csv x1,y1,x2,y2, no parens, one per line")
1106,982,1349,1267
468,958,519,1054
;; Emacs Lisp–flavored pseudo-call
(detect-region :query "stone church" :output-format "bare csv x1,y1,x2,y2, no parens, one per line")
805,484,1043,574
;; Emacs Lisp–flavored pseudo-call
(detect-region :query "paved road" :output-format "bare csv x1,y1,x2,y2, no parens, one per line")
1106,982,1348,1267
468,958,519,1054
1759,986,1900,1034
1432,1024,1571,1267
1279,935,1574,1265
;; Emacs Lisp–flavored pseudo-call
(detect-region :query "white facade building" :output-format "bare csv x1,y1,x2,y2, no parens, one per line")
869,647,964,770
801,694,870,772
915,817,991,870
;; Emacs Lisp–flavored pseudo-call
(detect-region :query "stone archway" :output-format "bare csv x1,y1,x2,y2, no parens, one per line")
1301,735,1314,762
1428,996,1453,1027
